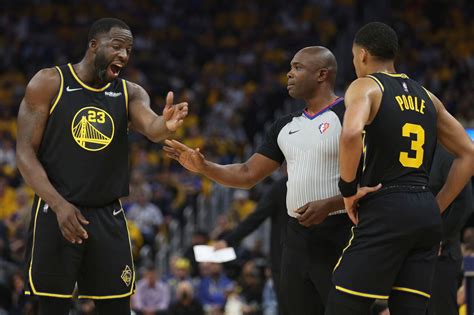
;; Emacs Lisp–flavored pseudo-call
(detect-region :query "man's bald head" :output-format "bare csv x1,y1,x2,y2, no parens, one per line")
296,46,337,85
287,46,338,100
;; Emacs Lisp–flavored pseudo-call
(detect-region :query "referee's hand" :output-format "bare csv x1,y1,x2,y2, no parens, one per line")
54,202,89,244
343,184,382,224
295,200,331,227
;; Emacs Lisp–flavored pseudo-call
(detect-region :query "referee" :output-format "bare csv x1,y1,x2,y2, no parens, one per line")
164,46,374,315
427,144,473,315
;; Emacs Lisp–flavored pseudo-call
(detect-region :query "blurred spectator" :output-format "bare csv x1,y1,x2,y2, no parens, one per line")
262,267,277,315
9,271,28,315
127,183,164,248
237,261,263,315
0,176,17,221
197,263,234,314
132,262,171,315
230,190,256,222
168,281,204,315
164,257,193,301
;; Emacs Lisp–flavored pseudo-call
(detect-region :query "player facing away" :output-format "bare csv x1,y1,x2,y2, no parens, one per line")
327,22,474,315
16,18,188,315
164,46,379,315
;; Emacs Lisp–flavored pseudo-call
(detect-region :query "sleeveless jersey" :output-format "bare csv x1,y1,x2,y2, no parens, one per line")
360,72,437,188
38,63,129,207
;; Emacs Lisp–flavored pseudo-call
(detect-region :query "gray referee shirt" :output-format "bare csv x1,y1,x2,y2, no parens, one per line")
257,97,346,218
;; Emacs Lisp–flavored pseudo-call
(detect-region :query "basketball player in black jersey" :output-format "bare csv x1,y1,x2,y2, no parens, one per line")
16,18,188,315
326,22,474,315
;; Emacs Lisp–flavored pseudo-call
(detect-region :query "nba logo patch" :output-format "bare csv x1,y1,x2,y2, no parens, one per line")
402,82,409,93
319,122,330,134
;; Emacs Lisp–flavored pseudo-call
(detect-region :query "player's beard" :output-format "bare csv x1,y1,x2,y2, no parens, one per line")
94,51,110,83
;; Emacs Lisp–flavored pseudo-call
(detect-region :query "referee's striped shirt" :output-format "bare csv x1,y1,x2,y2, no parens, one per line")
257,97,346,218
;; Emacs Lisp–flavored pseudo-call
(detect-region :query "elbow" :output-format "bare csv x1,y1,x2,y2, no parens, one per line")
340,128,362,146
241,181,256,190
16,150,26,174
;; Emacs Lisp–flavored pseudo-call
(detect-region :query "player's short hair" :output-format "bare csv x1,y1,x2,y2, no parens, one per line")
354,22,398,60
88,18,131,41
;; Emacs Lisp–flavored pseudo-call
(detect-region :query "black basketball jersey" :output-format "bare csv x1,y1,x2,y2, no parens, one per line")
360,72,437,188
38,63,129,207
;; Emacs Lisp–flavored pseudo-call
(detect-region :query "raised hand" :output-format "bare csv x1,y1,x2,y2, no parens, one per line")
343,184,382,224
164,139,206,173
163,91,188,132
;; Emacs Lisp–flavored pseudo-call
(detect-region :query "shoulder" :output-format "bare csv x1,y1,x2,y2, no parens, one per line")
328,98,345,122
22,67,62,108
345,77,383,105
123,80,148,100
27,67,60,92
271,111,301,130
348,77,380,91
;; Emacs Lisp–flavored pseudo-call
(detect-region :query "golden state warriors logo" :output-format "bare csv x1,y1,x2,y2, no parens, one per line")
71,106,114,151
121,265,132,287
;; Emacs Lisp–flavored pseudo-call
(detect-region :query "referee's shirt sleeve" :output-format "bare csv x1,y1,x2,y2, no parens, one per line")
256,116,290,165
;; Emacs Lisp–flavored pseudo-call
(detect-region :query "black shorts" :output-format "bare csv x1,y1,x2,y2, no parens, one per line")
333,189,442,300
24,196,135,299
280,214,353,315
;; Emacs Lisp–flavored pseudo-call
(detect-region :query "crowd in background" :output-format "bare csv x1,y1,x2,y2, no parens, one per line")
0,0,473,314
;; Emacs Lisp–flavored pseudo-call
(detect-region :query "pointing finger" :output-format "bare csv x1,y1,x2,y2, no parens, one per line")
166,91,174,107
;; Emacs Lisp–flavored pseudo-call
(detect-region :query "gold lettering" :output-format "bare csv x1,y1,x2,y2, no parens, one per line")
395,95,426,114
407,96,415,110
401,95,410,110
396,96,404,111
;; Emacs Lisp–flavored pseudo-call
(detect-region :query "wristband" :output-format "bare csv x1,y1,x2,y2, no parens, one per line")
338,177,358,197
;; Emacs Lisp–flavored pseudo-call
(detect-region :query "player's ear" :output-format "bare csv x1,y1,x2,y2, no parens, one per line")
317,68,329,82
89,39,98,52
360,48,369,64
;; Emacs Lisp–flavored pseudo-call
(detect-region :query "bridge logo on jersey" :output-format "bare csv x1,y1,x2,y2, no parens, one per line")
71,106,115,152
318,122,330,134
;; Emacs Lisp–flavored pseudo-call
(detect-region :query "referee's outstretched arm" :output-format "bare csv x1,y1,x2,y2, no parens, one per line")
164,139,280,189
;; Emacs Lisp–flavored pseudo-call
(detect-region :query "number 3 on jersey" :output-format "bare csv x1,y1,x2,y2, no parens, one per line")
399,123,425,168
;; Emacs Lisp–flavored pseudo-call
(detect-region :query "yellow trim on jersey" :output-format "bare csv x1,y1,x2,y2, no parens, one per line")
78,290,136,300
68,63,111,92
380,72,409,79
28,197,74,299
421,86,431,97
366,75,384,92
392,286,430,298
50,66,64,114
122,79,129,117
336,286,389,300
24,291,31,295
333,226,355,272
78,200,135,300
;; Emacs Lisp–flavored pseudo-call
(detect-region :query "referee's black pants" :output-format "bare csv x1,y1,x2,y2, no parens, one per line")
426,241,463,315
279,215,352,315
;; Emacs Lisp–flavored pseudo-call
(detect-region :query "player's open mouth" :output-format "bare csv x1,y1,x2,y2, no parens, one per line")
109,63,122,78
